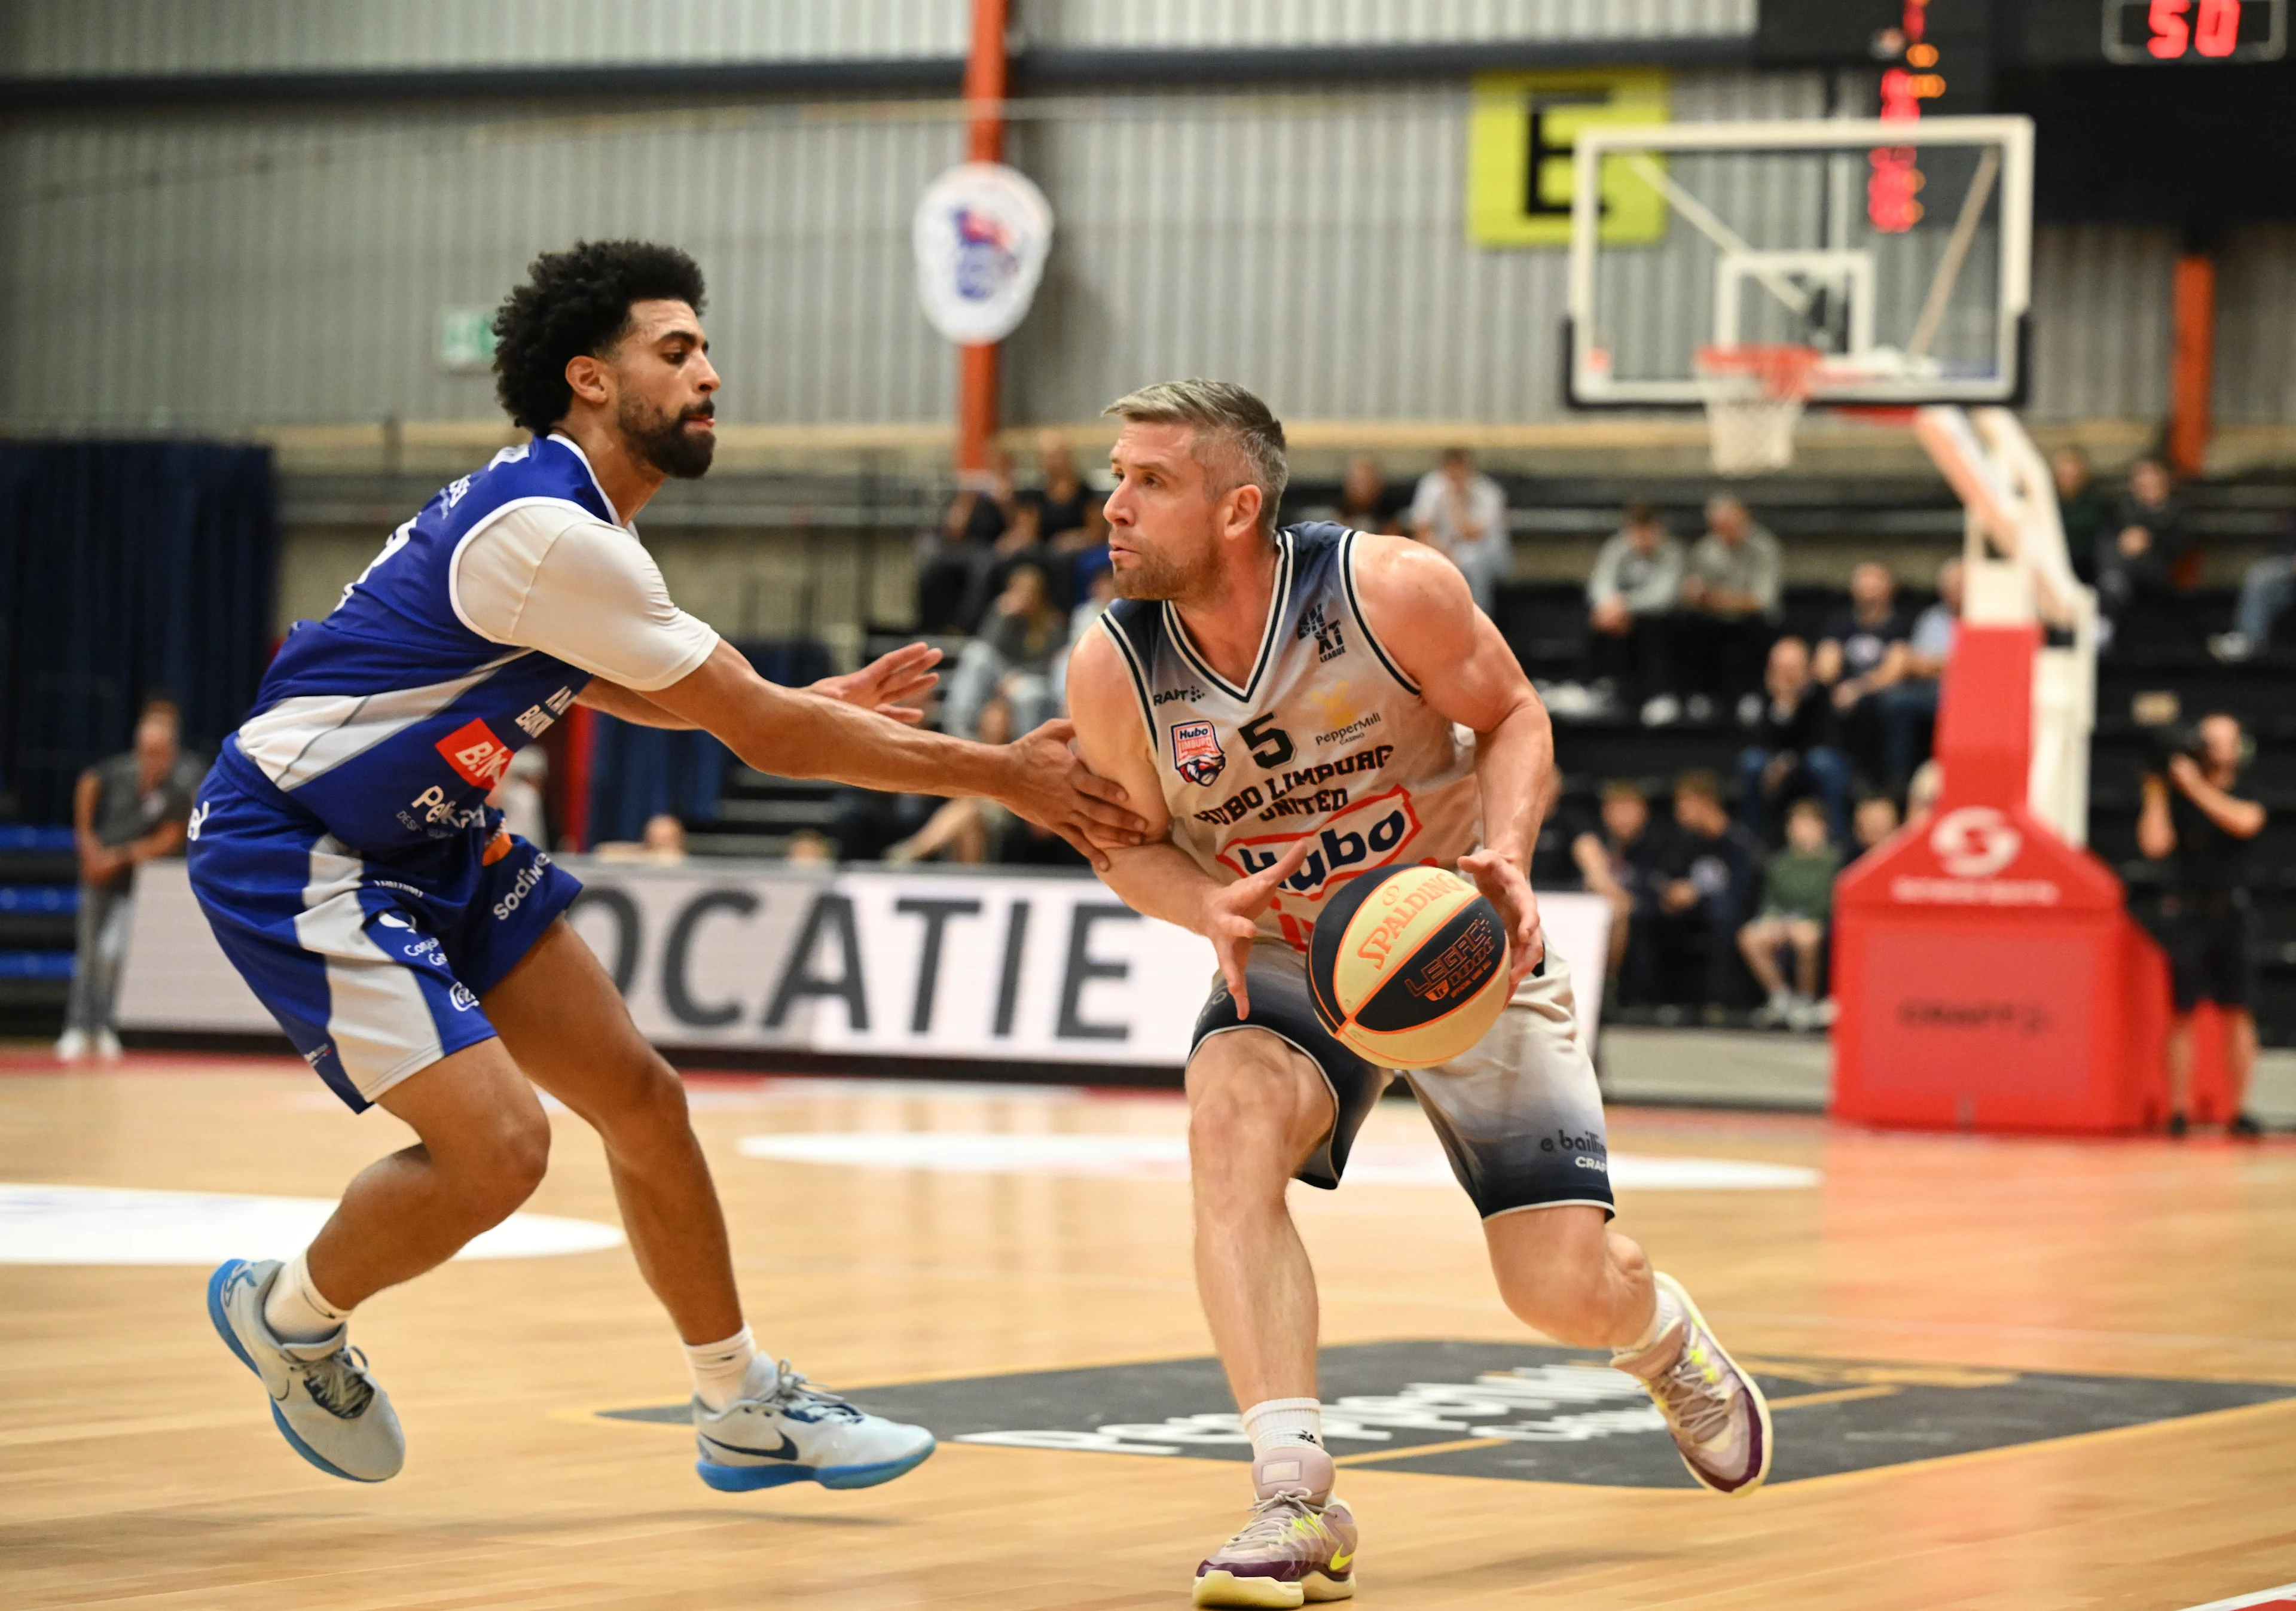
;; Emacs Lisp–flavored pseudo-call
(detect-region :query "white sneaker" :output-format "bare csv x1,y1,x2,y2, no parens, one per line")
2208,631,2254,664
53,1029,88,1063
1751,991,1794,1029
93,1029,123,1060
1640,694,1681,727
694,1361,935,1491
206,1259,404,1482
1736,692,1765,728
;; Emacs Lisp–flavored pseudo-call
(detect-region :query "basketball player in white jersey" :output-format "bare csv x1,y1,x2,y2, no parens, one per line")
1064,382,1771,1607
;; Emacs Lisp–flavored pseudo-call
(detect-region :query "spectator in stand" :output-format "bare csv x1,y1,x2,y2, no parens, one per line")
2209,510,2296,663
2096,456,2190,648
2053,446,2109,585
1336,454,1409,536
1738,797,1842,1031
783,829,835,866
917,445,1016,633
886,694,1090,867
1878,557,1962,794
942,563,1067,739
1736,636,1849,846
1571,779,1668,987
1675,494,1782,725
1849,792,1901,861
2139,713,2268,1137
1626,770,1759,1011
1813,562,1911,780
1411,447,1509,617
487,745,549,847
57,695,204,1062
596,812,688,865
1584,503,1686,724
1022,432,1095,546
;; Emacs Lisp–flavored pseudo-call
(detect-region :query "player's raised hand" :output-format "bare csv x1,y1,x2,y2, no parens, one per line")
1458,847,1546,987
1200,837,1312,1019
999,718,1148,871
809,642,942,725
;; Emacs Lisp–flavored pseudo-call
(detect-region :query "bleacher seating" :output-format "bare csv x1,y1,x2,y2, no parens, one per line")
0,826,78,1032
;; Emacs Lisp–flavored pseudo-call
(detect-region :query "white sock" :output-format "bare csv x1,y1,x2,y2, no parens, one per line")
1241,1397,1324,1460
685,1325,771,1412
1613,1282,1686,1369
263,1250,351,1345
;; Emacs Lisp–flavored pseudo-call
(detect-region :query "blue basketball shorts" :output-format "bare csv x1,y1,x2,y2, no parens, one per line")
1191,939,1614,1220
184,762,582,1113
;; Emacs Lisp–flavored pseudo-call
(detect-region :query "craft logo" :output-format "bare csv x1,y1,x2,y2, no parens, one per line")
1929,806,2022,878
1171,719,1228,788
435,718,512,789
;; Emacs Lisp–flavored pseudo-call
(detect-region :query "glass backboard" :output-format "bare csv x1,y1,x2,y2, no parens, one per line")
1564,116,2034,408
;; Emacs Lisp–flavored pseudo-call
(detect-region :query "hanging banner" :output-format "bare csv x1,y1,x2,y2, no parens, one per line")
912,160,1055,344
117,861,1610,1071
1467,68,1671,247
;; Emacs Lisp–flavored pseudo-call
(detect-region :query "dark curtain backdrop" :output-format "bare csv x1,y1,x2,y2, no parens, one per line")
0,443,279,823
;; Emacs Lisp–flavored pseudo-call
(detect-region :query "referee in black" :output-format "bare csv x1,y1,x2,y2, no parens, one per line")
2139,712,2268,1136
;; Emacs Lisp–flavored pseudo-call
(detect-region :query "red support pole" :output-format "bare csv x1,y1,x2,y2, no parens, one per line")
560,703,595,852
2169,253,2216,479
956,0,1009,474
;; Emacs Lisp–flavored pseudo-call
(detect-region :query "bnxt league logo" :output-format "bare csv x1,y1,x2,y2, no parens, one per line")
1929,806,2022,879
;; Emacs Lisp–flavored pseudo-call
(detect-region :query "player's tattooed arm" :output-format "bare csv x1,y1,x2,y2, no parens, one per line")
1351,536,1553,981
1064,628,1308,1018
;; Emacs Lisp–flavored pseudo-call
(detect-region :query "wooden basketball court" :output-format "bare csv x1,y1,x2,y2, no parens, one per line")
5,1052,2294,1610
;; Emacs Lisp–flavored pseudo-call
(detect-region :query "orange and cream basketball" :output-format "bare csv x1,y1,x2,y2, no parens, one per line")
1307,865,1512,1068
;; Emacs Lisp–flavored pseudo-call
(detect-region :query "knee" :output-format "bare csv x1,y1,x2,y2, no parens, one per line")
1187,1078,1317,1209
450,1103,551,1222
588,1055,695,1155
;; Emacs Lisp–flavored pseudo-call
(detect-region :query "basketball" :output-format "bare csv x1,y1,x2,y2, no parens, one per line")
1308,865,1513,1069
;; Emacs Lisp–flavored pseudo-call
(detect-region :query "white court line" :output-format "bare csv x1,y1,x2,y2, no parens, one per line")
735,1131,1818,1190
0,1182,622,1265
2179,1586,2296,1611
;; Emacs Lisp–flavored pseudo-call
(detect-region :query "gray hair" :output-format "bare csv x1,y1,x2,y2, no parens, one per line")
1103,378,1289,534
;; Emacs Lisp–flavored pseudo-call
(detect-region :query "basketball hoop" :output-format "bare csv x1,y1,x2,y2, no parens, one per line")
1696,344,1824,476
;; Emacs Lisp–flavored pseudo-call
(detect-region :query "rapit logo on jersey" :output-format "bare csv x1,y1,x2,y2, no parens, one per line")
1170,719,1228,788
1218,786,1423,901
435,717,514,789
1152,685,1206,707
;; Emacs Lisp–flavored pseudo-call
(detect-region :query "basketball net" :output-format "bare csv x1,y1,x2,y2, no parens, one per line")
1696,344,1824,476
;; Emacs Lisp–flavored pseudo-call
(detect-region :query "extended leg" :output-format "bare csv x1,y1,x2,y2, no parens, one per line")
483,917,738,1343
1186,1030,1335,1410
1483,1204,1655,1349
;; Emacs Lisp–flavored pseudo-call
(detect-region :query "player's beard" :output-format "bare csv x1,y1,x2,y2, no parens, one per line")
622,395,716,480
1112,542,1208,602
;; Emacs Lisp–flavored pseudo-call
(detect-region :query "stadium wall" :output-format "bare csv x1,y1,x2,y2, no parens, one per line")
1,77,2254,439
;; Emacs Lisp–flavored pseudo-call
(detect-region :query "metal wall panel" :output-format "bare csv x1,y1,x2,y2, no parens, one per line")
2024,224,2175,423
1006,68,1823,424
1029,0,1755,47
1,0,967,77
0,105,961,433
2213,226,2296,428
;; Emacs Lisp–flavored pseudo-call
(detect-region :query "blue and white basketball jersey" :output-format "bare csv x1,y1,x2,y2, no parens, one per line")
1098,523,1483,954
219,435,606,857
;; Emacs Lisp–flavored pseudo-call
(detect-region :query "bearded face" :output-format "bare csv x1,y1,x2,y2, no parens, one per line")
621,389,716,480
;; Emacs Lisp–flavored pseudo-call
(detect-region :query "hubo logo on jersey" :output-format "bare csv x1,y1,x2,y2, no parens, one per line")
1929,806,2022,878
435,717,513,789
912,161,1053,345
1219,786,1423,898
1171,719,1228,788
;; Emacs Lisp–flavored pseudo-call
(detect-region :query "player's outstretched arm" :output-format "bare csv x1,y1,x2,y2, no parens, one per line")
1352,535,1555,982
644,641,1145,868
581,642,942,730
1065,628,1309,1017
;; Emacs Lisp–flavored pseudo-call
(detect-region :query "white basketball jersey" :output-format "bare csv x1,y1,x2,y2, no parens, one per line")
1097,522,1482,953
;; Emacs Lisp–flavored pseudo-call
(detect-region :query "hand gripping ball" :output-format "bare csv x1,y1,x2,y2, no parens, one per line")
1306,865,1512,1069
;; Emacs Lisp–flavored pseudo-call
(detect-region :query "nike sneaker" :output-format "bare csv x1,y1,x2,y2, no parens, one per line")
1615,1272,1771,1496
206,1258,404,1482
693,1360,935,1492
1193,1442,1358,1608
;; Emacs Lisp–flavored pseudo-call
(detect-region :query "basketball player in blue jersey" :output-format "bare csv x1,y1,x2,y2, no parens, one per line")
191,241,1144,1493
1064,382,1770,1607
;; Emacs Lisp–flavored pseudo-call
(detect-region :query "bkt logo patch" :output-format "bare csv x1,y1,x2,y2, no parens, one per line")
435,718,513,789
1170,719,1228,788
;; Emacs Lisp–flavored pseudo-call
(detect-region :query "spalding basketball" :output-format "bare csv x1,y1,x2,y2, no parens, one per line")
1307,865,1512,1069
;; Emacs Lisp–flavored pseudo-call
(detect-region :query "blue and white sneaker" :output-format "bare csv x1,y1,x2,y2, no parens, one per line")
694,1360,935,1492
206,1259,405,1483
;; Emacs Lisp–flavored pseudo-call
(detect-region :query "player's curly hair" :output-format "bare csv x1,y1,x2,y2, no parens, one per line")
492,241,708,436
